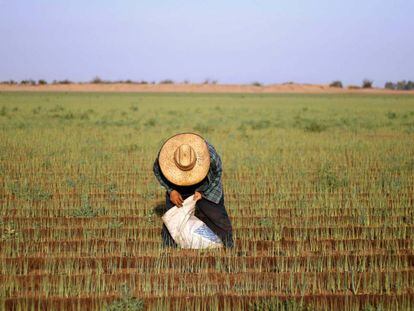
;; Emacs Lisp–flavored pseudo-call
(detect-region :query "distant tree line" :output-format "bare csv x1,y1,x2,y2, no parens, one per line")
329,79,414,90
330,79,374,89
384,80,414,90
1,78,413,90
0,77,220,85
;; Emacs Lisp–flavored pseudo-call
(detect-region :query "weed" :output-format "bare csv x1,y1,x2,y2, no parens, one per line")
71,194,105,217
105,284,144,311
249,297,311,311
9,182,52,201
304,120,327,132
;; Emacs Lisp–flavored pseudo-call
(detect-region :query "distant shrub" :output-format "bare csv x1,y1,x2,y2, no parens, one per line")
251,82,262,87
159,79,174,84
329,80,343,88
384,82,396,90
57,79,73,84
91,76,104,84
396,81,406,90
20,79,36,85
362,79,373,88
251,119,271,130
1,80,17,85
348,85,361,90
304,121,327,133
144,118,156,127
0,106,7,116
387,111,397,119
239,119,272,130
38,79,47,85
138,80,148,84
194,123,212,133
394,80,414,91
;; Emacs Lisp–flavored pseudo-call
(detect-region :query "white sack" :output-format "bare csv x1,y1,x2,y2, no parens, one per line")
162,195,223,249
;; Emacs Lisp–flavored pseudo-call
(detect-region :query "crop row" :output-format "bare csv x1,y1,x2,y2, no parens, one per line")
1,269,413,297
1,253,413,275
1,215,411,227
1,238,412,257
3,292,414,311
1,206,412,218
1,225,412,239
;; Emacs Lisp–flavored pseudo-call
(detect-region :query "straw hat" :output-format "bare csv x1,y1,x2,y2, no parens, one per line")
158,133,211,186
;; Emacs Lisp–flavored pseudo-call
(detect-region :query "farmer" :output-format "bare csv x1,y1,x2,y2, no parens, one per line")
153,133,234,248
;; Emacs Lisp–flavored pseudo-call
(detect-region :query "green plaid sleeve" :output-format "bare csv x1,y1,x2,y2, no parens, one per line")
196,141,223,204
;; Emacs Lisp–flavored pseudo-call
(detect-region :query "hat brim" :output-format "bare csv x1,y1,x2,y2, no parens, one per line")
158,133,210,186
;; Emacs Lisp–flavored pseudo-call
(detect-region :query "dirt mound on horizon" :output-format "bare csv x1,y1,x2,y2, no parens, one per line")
0,83,412,94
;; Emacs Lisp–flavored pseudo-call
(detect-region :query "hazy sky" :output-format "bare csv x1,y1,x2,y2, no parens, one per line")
0,0,413,86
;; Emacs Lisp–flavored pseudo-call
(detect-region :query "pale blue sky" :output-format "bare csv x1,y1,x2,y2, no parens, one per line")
0,0,413,86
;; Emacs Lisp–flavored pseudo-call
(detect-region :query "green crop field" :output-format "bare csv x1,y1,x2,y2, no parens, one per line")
1,92,414,310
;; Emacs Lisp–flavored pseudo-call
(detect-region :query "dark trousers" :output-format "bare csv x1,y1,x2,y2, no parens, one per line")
161,192,234,248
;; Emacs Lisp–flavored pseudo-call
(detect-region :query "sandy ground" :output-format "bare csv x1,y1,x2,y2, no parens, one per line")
0,83,413,94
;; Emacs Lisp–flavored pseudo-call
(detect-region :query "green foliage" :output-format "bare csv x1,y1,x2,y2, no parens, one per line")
329,80,343,88
363,303,385,311
144,118,157,127
91,76,104,84
385,80,414,90
362,79,373,88
239,119,272,130
0,106,7,116
316,162,348,191
384,82,395,90
249,297,311,311
106,182,119,202
1,223,19,241
0,92,413,310
303,120,327,132
71,194,105,217
159,79,174,84
129,105,139,112
1,80,17,84
105,284,144,311
257,218,273,228
20,79,36,85
107,220,124,229
8,182,52,201
52,79,73,84
194,123,213,133
387,111,397,119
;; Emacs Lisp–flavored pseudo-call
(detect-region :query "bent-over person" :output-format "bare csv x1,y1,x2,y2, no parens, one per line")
153,133,234,248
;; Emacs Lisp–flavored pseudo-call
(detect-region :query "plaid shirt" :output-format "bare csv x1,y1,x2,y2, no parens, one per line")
153,140,223,204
